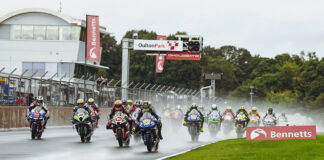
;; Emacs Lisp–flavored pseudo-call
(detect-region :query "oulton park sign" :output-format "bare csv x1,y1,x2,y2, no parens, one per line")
133,40,183,51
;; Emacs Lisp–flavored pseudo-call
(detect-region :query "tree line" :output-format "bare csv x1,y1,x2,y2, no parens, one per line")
99,30,324,109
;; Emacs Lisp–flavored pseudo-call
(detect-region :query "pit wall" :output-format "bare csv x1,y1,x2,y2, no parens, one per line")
0,106,110,129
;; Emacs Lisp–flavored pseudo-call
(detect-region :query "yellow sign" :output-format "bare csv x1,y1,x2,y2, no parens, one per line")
0,77,5,84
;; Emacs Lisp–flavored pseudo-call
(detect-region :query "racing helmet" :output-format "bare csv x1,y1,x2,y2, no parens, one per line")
251,107,257,113
114,100,122,108
268,108,273,114
36,96,44,103
142,101,150,109
226,106,232,111
121,99,127,106
190,103,198,109
88,98,94,105
211,104,218,110
77,99,84,106
135,100,142,107
127,99,133,105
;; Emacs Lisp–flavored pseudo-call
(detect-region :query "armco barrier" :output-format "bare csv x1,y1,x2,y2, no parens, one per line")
0,106,110,129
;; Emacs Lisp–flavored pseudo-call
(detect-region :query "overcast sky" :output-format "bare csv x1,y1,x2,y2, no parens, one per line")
1,0,324,58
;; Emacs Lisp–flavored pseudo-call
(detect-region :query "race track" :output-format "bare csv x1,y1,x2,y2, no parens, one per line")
0,125,232,160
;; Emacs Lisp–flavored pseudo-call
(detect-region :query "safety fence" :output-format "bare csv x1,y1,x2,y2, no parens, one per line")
0,69,200,108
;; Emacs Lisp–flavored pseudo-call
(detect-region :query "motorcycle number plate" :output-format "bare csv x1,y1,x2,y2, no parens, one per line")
191,115,197,119
225,116,231,120
78,113,84,117
34,114,40,118
117,117,122,121
144,119,150,124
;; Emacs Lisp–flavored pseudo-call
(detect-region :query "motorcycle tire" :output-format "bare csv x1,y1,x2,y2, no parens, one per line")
31,123,37,140
145,133,152,152
86,136,91,142
81,136,85,142
117,129,123,147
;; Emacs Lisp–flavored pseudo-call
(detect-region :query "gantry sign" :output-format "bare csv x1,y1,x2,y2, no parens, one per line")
121,35,203,99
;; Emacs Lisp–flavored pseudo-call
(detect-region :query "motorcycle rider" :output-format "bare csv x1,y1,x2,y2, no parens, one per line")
85,98,101,128
126,99,133,110
28,96,49,129
183,103,204,132
279,112,288,122
221,106,235,120
121,99,127,110
207,104,221,118
107,100,132,131
235,106,250,127
248,107,261,119
263,108,277,125
128,100,143,113
72,99,93,124
135,101,163,140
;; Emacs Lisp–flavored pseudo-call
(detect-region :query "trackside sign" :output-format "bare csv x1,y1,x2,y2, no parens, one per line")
246,125,316,141
133,40,183,51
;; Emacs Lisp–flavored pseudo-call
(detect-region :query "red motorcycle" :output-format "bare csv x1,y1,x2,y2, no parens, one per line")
111,111,130,147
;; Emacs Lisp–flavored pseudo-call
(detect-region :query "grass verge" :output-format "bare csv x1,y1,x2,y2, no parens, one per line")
167,134,324,160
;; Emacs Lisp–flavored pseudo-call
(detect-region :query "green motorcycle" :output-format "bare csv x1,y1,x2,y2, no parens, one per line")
207,111,221,137
235,112,248,138
72,108,93,142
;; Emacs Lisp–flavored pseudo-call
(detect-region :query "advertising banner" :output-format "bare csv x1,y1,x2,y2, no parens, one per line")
156,35,167,40
0,77,5,84
155,55,165,73
166,52,201,61
246,125,316,141
86,15,101,62
133,40,183,51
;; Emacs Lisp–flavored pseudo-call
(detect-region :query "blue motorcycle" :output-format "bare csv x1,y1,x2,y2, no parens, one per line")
29,106,45,139
187,110,201,142
139,113,160,152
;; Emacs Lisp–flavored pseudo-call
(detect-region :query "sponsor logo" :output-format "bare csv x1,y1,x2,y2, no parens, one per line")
250,128,267,140
167,41,179,50
246,125,316,141
89,47,97,59
134,40,183,51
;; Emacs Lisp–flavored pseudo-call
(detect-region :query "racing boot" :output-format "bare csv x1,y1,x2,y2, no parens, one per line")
158,129,163,140
200,127,204,132
158,122,163,140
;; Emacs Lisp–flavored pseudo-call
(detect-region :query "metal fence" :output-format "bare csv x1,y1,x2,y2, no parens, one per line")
0,68,200,108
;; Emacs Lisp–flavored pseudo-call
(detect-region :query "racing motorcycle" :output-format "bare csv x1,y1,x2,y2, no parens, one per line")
187,110,201,142
29,106,46,139
263,115,277,126
139,112,160,152
222,112,234,134
162,109,171,126
170,109,183,131
235,112,248,138
73,108,93,142
249,114,260,127
111,111,130,147
207,111,221,137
